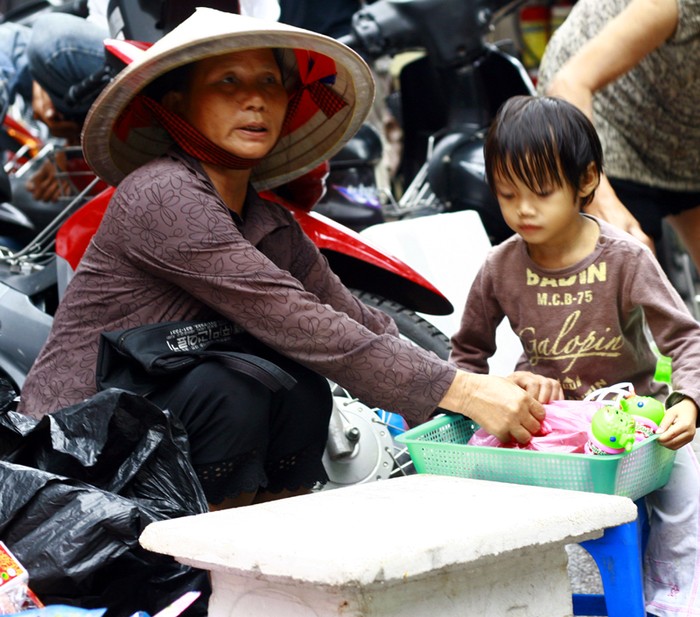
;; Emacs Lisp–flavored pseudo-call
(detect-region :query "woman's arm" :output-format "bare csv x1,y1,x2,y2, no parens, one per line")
545,0,678,114
298,250,400,337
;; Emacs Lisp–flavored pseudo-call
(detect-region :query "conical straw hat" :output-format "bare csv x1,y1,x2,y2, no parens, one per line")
81,7,375,190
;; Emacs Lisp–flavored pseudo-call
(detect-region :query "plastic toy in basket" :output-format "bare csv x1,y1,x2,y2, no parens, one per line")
585,404,637,455
620,394,665,438
584,382,666,445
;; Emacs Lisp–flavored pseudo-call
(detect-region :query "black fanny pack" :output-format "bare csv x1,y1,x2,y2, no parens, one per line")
96,319,296,396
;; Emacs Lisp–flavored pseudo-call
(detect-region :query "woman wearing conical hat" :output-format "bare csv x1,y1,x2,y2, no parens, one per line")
18,8,557,509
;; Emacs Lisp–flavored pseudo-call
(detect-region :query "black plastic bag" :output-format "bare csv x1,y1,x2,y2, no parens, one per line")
0,386,211,617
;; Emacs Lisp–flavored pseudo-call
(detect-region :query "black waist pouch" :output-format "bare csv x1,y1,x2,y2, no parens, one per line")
96,319,296,396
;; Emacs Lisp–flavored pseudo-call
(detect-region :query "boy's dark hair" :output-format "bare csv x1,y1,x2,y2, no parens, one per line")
484,95,604,209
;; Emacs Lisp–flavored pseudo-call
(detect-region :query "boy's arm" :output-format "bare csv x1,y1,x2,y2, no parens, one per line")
449,258,563,405
449,266,501,373
629,248,700,444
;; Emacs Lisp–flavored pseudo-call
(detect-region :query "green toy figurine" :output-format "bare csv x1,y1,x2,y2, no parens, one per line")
620,394,666,437
586,404,638,455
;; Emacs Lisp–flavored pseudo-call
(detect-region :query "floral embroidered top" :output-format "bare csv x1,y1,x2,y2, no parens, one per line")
450,217,700,406
19,150,455,422
537,0,700,191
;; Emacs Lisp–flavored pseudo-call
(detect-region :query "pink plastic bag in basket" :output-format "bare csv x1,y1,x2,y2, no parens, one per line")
467,399,606,453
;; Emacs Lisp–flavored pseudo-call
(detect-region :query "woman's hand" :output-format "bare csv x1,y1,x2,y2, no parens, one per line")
656,398,697,450
440,370,545,445
507,371,563,403
585,178,655,251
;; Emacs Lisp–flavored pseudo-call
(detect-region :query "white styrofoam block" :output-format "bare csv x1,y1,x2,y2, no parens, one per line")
141,475,636,584
360,211,522,375
205,544,573,617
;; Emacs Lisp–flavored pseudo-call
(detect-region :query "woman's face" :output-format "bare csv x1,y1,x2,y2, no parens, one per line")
166,49,288,160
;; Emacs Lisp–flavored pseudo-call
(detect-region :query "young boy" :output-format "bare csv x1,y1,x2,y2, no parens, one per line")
450,95,700,616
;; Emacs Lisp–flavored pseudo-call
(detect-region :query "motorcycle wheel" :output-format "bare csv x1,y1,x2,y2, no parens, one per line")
320,291,451,490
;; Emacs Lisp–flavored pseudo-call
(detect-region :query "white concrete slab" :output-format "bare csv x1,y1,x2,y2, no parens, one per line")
140,475,637,617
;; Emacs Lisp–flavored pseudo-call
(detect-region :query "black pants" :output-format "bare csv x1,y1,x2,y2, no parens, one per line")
148,351,332,505
610,178,700,242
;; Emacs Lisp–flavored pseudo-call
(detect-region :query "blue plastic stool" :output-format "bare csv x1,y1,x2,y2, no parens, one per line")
572,498,649,616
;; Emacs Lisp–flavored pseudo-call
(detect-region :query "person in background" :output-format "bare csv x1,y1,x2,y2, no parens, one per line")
451,95,700,617
0,21,32,126
0,0,281,201
536,0,700,275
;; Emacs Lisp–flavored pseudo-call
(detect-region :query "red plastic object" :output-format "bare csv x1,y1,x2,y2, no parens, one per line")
55,187,113,270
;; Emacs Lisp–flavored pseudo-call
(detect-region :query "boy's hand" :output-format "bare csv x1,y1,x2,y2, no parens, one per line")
656,398,697,450
507,371,564,403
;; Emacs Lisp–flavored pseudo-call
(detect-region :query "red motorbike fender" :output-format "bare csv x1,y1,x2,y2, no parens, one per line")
55,187,113,271
56,188,453,316
262,192,453,316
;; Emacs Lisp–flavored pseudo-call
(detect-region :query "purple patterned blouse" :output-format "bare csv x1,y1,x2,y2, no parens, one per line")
18,150,455,424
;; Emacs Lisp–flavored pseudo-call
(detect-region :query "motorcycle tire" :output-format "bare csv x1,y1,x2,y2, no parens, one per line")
351,289,451,359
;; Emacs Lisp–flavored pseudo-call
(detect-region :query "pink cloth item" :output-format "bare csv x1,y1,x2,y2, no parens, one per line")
467,399,606,452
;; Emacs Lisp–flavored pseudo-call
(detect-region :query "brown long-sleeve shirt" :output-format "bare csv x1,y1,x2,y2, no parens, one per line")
450,217,700,405
19,150,455,422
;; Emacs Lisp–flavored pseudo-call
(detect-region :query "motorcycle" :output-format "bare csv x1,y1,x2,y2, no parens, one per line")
312,0,536,244
1,0,530,245
0,0,458,490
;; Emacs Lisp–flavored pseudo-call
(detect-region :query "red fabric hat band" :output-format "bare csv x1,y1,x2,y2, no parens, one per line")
140,96,263,169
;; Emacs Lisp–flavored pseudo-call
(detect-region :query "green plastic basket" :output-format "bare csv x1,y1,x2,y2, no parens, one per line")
396,414,676,501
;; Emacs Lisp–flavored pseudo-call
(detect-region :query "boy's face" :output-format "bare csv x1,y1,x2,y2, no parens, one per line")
493,171,582,246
